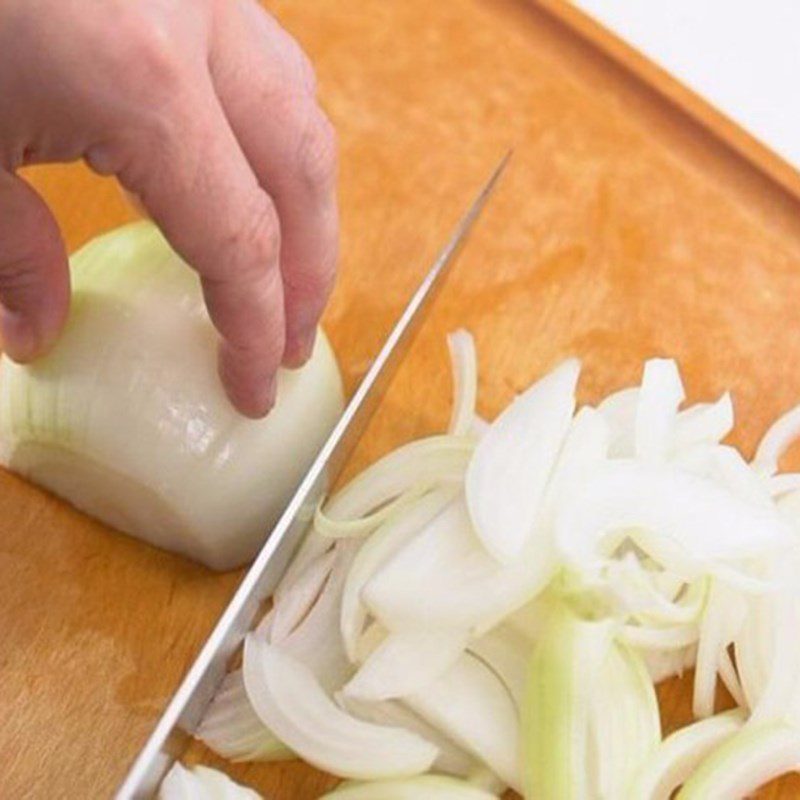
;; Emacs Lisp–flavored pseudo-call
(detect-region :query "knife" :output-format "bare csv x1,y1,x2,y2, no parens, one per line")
116,151,510,799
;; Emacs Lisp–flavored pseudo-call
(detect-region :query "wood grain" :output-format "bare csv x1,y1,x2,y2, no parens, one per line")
2,0,800,796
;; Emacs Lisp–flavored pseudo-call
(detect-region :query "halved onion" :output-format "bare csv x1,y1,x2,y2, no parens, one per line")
0,221,344,570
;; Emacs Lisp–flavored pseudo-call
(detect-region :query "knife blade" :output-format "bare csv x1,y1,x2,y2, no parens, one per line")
116,151,510,799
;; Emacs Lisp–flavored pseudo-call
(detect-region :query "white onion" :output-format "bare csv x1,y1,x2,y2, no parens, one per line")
635,358,685,463
465,358,579,563
406,654,521,792
0,222,344,569
446,330,479,437
630,710,745,799
242,636,438,780
158,762,261,799
319,775,499,800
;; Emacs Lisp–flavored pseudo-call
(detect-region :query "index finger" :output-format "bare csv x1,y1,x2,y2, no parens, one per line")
117,78,285,418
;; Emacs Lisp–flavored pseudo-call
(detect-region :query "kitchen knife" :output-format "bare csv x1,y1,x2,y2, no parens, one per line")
116,151,510,799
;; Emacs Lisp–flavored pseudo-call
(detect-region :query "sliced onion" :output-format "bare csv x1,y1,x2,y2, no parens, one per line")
620,621,699,651
555,460,794,580
340,487,458,662
635,358,685,463
337,693,479,778
693,579,747,718
677,721,800,798
196,669,292,763
322,436,473,522
406,654,521,792
630,709,746,799
522,603,615,799
770,473,800,498
465,359,579,563
447,330,478,438
319,775,498,800
467,622,531,707
273,528,333,604
596,386,639,458
314,487,426,540
543,406,609,515
643,645,697,684
740,554,800,724
343,629,468,702
589,644,661,798
754,402,800,476
243,636,438,780
673,393,734,452
158,762,261,799
270,548,337,644
277,541,358,692
717,648,746,709
364,495,554,634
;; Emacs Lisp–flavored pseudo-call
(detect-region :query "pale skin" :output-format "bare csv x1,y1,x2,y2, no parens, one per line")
0,0,338,418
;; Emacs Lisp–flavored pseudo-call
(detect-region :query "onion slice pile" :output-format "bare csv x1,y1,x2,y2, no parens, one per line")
172,333,800,799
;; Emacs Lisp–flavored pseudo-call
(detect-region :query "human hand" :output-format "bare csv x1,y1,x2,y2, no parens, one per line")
0,0,338,417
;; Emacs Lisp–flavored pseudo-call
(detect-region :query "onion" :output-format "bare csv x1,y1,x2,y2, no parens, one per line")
336,693,479,778
319,775,499,800
635,358,685,463
677,720,800,798
195,669,292,763
0,222,344,570
465,359,579,563
340,486,458,661
521,603,615,799
363,495,554,634
181,331,800,796
158,762,261,799
446,330,479,437
589,644,661,798
406,654,521,792
343,629,469,702
555,460,794,581
630,710,746,799
242,636,438,780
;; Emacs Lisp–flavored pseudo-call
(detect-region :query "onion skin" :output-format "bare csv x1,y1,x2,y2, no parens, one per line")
0,222,344,570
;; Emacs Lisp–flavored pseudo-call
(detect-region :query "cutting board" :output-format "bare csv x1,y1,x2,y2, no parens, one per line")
3,0,800,797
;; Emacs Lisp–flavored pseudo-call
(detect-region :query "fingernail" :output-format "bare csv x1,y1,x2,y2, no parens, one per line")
242,373,277,419
0,306,38,363
283,328,317,369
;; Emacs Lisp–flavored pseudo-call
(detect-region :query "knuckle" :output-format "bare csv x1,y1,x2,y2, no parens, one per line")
127,19,184,88
285,252,337,326
295,112,338,191
227,193,282,274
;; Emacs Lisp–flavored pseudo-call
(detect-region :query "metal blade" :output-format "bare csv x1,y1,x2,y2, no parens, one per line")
116,151,510,799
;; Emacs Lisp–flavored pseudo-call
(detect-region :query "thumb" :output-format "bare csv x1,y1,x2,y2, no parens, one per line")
0,169,70,362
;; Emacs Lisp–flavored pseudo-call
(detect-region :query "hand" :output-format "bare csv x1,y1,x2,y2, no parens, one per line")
0,0,338,417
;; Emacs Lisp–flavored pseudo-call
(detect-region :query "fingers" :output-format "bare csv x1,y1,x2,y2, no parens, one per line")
118,78,285,418
210,0,338,368
0,169,70,363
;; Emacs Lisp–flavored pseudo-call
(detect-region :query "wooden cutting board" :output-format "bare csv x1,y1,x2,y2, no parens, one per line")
3,0,800,797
